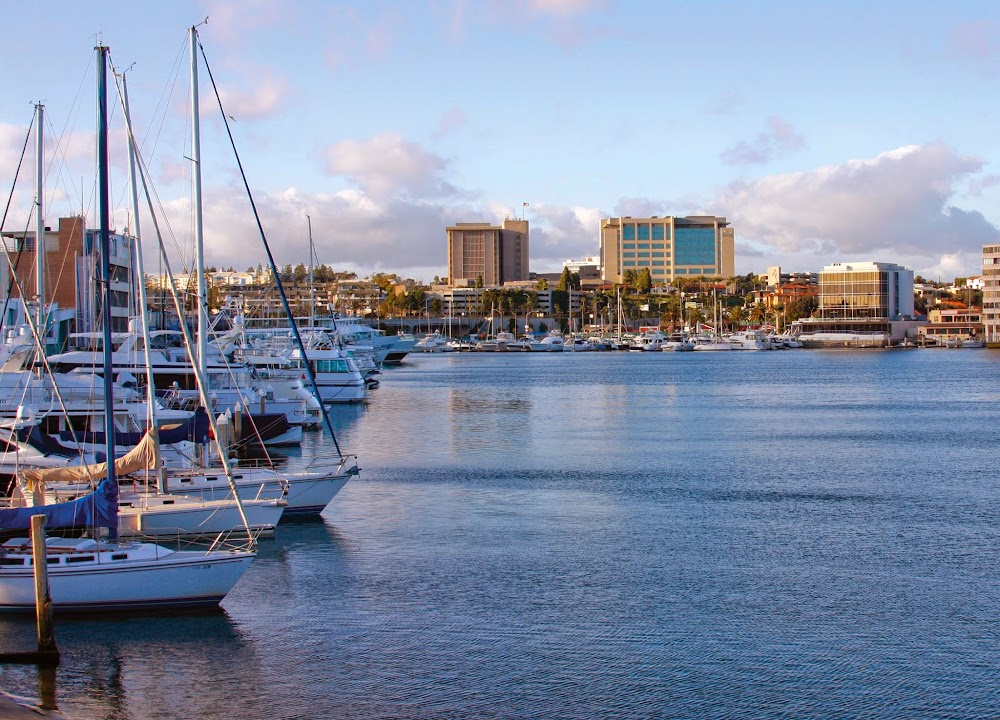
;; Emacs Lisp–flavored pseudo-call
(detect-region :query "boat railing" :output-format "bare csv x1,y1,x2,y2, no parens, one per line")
207,529,259,554
302,452,359,476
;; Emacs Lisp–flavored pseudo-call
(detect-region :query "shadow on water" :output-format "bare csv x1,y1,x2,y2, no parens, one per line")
0,609,257,719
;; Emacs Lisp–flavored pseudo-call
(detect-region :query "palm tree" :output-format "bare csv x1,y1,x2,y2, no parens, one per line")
729,305,748,330
771,303,785,333
749,302,768,328
662,296,682,330
687,307,706,333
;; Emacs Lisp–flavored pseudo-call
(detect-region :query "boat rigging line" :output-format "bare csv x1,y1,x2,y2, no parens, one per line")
0,109,36,329
111,45,256,542
195,30,342,455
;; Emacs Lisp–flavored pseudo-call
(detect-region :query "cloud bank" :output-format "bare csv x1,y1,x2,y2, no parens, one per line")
164,140,1000,281
2,116,995,283
717,142,999,276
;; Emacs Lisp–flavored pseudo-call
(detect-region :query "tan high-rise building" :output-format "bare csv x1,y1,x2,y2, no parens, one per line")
446,219,529,286
599,215,734,284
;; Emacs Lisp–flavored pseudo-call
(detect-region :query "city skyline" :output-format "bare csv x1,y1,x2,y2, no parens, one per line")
2,1,1000,284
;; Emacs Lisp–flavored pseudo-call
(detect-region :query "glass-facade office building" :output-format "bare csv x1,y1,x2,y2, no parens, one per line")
816,262,914,321
599,216,734,283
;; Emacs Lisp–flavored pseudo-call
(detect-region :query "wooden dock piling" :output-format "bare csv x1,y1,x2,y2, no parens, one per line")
0,514,60,666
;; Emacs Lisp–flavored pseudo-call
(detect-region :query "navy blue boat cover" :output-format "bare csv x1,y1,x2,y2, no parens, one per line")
0,476,118,535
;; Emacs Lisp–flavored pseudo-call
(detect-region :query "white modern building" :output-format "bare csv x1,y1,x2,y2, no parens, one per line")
791,261,921,347
983,244,1000,345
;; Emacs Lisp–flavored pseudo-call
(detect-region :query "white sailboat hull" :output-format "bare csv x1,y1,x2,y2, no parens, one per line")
117,495,286,538
0,540,255,613
164,461,355,515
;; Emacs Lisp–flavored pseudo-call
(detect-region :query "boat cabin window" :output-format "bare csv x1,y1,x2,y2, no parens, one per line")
313,359,350,373
147,333,184,351
65,555,96,564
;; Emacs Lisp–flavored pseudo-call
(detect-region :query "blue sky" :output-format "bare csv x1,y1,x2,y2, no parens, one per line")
3,0,1000,282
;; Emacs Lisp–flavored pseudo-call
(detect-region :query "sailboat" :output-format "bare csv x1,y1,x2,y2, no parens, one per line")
143,26,357,515
0,43,256,613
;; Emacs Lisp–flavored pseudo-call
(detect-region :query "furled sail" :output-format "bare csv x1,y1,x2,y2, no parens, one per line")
20,432,159,488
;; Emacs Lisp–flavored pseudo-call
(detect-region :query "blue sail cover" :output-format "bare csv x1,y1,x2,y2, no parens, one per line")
52,407,211,448
0,476,118,533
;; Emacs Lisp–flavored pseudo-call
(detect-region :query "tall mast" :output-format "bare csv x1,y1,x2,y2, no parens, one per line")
190,26,208,382
33,102,44,336
97,43,118,539
119,69,161,482
307,215,315,329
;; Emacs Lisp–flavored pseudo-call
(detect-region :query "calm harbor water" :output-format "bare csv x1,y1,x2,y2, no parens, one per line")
1,349,999,719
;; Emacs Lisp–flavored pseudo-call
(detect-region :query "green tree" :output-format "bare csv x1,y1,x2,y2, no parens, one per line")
558,268,572,291
661,295,682,330
749,302,768,328
785,296,817,322
370,272,400,292
636,268,652,294
687,306,706,331
728,305,748,329
551,289,569,325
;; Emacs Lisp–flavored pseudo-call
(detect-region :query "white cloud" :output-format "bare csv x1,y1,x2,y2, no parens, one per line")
325,133,460,200
202,1,287,49
149,184,463,280
432,108,468,140
717,143,1000,276
720,116,805,166
524,204,601,268
214,70,288,120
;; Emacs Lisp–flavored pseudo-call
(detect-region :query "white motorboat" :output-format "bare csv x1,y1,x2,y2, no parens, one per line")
564,337,596,352
284,347,367,404
691,335,734,351
726,330,772,350
414,332,455,352
505,335,535,352
476,331,516,352
329,316,416,364
660,333,695,352
768,333,803,348
630,331,668,351
528,331,564,352
47,330,321,434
